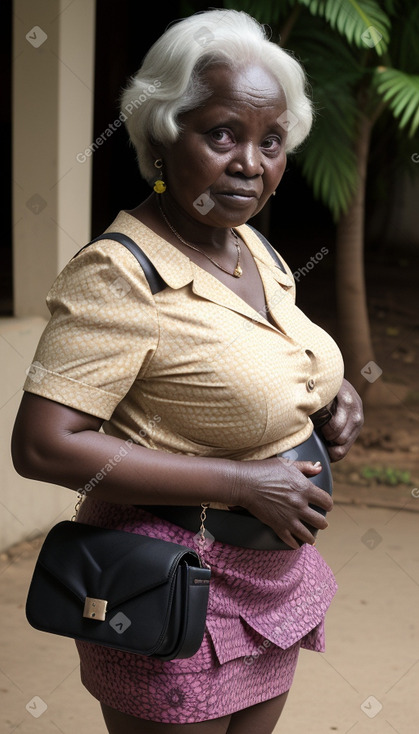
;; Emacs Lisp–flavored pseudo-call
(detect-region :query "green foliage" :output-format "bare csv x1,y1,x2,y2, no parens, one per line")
298,95,359,221
220,0,419,220
373,68,419,136
297,0,391,54
360,466,412,486
288,19,363,218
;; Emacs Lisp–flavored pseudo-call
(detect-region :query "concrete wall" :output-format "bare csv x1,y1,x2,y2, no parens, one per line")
1,0,96,552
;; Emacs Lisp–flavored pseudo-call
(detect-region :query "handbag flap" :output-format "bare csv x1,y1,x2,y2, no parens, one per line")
35,521,199,610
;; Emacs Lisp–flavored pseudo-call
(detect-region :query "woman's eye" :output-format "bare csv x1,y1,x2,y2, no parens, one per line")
262,136,282,151
209,129,233,144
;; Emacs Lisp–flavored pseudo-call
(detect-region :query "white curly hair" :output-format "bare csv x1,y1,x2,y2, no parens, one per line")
119,8,313,183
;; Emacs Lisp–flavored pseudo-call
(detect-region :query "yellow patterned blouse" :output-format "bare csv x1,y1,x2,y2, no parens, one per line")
24,211,344,461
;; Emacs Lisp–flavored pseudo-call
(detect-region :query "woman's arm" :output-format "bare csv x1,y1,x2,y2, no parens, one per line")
11,392,332,549
11,392,238,507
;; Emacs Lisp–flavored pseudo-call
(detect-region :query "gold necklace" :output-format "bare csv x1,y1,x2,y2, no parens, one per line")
157,197,243,278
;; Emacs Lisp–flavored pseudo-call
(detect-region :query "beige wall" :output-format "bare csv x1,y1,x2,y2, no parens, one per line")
1,0,96,552
13,0,96,319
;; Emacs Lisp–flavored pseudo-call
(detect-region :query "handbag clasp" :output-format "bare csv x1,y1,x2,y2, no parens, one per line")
83,597,108,621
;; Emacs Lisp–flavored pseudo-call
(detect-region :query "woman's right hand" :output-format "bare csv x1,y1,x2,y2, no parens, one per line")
231,458,334,549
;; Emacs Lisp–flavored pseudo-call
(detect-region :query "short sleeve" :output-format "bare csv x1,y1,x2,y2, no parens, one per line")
23,240,160,419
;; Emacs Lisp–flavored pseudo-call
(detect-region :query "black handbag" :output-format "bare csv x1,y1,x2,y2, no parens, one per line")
25,516,211,660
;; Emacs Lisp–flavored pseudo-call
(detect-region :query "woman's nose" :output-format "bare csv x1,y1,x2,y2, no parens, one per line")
227,143,263,177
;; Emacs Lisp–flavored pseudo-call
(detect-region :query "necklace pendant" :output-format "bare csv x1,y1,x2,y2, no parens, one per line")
233,264,243,278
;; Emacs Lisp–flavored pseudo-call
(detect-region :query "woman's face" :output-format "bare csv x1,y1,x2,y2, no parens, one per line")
158,63,289,229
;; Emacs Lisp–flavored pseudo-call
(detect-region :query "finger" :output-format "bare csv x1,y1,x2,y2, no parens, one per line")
290,460,323,475
324,423,360,460
321,409,347,443
322,397,364,446
288,521,317,546
327,441,353,462
306,485,334,513
272,527,303,550
303,506,330,530
273,525,306,550
322,412,358,444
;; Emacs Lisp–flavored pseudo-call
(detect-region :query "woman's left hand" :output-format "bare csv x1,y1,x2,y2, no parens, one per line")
319,378,364,462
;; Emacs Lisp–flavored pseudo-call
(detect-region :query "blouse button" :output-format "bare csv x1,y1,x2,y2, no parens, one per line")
306,378,315,391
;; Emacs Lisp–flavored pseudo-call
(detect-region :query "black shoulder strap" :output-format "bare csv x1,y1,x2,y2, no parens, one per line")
73,226,286,295
73,232,167,295
246,225,287,273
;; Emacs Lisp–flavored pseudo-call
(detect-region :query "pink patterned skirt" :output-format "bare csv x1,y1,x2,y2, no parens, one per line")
75,499,337,724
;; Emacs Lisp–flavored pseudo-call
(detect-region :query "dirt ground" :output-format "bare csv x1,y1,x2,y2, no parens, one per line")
1,249,418,733
322,250,419,511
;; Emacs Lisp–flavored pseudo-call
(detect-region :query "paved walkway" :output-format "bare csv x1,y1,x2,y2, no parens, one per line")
1,498,418,733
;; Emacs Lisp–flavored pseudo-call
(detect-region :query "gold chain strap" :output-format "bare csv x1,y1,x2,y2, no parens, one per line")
71,493,211,569
197,502,211,569
71,492,84,521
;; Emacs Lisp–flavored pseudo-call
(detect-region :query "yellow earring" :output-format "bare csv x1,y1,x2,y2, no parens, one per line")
153,159,166,194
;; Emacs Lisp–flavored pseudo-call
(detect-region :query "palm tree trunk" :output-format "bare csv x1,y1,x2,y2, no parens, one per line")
335,109,382,403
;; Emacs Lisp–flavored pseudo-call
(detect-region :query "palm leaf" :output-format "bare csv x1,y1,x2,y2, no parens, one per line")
296,85,360,220
298,0,391,54
278,12,363,219
373,68,419,136
290,19,364,78
298,131,358,220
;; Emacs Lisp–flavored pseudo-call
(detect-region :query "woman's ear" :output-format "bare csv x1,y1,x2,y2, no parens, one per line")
148,137,164,162
147,139,167,193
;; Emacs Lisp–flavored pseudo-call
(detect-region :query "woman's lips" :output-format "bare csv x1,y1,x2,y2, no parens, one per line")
214,191,258,205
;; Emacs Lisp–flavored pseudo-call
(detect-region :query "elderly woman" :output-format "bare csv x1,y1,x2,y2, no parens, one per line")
12,8,363,734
